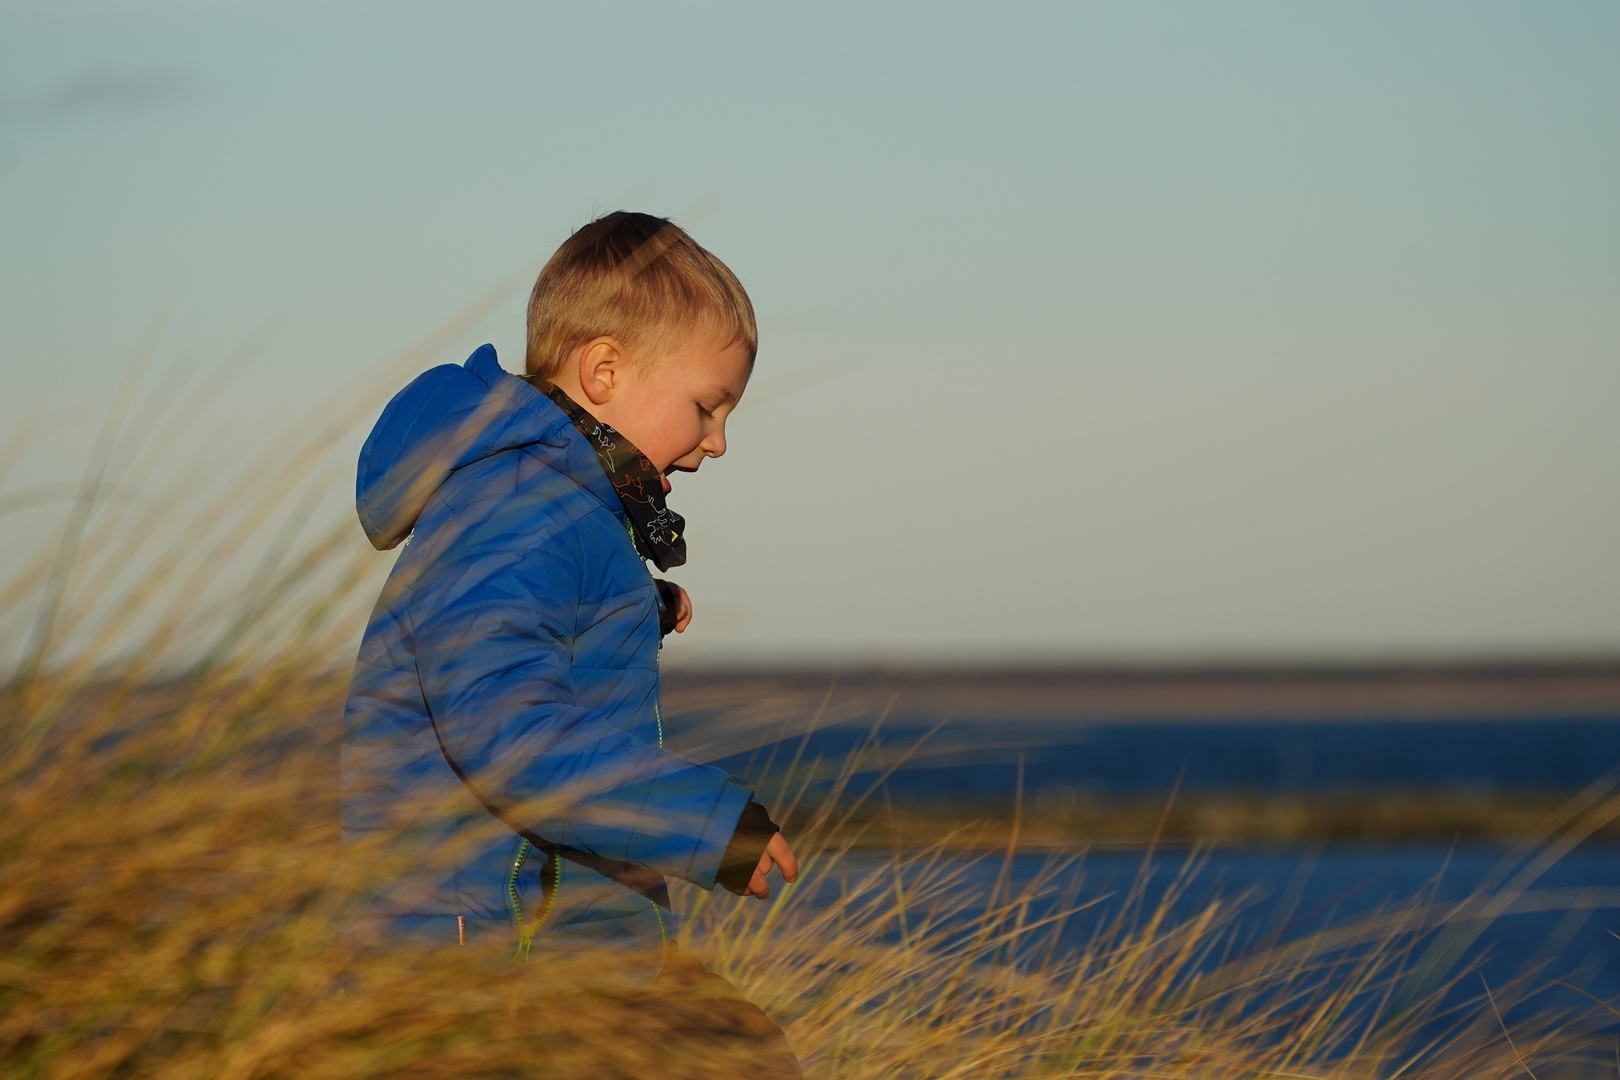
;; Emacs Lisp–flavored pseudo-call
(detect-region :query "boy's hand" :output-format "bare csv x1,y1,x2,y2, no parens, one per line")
746,832,799,899
670,582,693,633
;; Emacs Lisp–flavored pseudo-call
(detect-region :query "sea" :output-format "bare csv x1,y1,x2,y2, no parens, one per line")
663,666,1620,1020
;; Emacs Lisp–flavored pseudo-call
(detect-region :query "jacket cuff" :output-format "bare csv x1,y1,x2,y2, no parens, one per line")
685,777,756,889
653,579,679,637
716,801,780,895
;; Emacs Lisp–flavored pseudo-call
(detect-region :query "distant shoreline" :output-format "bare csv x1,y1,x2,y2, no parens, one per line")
662,659,1620,723
660,662,1620,845
815,788,1620,849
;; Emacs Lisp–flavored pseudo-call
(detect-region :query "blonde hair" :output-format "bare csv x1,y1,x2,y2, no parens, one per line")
524,212,757,379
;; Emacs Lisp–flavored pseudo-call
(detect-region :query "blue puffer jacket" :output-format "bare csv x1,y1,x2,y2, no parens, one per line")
341,344,753,961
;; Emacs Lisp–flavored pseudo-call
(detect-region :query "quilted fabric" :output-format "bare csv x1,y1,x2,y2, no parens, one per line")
341,344,752,955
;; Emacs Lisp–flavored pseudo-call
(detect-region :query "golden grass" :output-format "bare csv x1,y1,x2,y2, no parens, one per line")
1,316,1614,1078
4,665,1613,1079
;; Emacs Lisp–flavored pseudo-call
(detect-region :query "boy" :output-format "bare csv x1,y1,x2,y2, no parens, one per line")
341,212,799,1068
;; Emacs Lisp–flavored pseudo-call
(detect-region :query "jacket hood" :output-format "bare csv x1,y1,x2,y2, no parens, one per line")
356,344,591,550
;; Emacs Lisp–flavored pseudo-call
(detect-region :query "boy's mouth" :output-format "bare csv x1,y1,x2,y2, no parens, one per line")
660,475,672,495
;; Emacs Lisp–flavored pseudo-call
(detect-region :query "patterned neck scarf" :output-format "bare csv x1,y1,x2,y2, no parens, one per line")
527,378,687,571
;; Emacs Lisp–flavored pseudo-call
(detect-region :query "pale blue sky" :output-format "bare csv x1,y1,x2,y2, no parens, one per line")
2,1,1617,664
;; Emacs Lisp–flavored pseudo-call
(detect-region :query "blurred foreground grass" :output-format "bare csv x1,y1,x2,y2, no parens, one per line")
9,669,1619,1079
2,314,1617,1077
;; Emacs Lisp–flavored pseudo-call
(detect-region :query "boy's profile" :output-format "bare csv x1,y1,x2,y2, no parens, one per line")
341,212,799,1071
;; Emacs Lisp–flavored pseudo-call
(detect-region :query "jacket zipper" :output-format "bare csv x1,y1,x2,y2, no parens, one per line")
651,653,668,975
508,837,561,960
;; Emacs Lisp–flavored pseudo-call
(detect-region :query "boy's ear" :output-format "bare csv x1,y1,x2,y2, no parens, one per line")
577,337,624,406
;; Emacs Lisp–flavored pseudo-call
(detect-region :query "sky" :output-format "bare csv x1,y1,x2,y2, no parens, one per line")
1,1,1617,666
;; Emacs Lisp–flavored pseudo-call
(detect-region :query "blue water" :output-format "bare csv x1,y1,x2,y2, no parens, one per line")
674,712,1620,1022
823,845,1620,1025
693,716,1620,797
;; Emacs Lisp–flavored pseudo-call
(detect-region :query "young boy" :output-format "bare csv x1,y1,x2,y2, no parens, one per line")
341,212,798,1065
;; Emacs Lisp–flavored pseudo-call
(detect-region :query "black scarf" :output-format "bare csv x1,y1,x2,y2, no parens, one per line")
526,378,687,572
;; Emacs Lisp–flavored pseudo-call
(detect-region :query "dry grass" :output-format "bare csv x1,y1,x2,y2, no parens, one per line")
1,316,1614,1078
4,667,1614,1080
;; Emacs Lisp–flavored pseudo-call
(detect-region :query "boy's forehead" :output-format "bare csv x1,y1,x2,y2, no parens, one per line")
710,345,754,394
638,324,751,396
682,334,751,376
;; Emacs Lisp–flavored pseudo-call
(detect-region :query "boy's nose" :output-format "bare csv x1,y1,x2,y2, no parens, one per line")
703,428,727,459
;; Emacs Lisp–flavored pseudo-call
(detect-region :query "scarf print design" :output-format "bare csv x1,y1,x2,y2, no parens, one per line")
527,378,687,571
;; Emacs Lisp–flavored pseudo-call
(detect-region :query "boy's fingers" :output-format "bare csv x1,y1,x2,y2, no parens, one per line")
743,834,798,898
748,864,770,898
674,584,693,633
767,832,799,883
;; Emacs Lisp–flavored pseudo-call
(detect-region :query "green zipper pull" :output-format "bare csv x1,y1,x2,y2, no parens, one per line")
511,844,561,962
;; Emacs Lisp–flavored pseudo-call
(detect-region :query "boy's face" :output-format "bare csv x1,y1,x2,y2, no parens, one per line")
567,330,752,478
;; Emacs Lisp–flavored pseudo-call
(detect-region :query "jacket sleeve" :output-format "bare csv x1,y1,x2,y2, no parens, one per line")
412,547,752,890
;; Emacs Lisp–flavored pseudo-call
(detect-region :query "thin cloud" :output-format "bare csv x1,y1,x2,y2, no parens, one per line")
43,71,189,115
0,71,192,123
